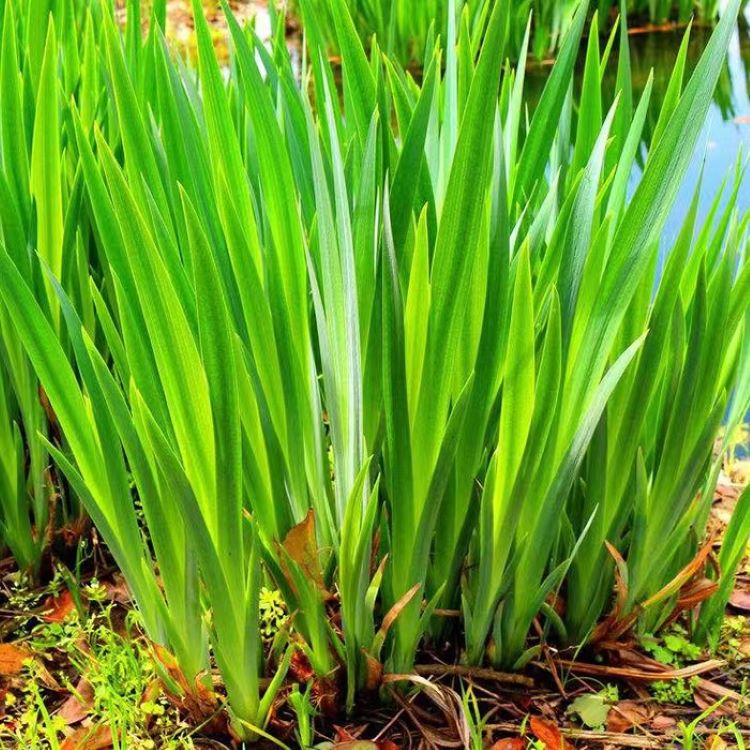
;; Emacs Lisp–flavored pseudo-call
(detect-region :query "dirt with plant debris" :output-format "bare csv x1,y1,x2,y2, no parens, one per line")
0,451,746,749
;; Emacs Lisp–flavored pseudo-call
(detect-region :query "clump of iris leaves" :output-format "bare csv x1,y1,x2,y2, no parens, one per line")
292,0,725,63
0,0,749,741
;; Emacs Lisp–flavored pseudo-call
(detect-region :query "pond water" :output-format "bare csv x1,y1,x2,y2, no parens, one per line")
526,12,750,245
526,16,750,433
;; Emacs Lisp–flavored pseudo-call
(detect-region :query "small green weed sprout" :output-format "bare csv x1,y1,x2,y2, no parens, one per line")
462,685,489,750
289,683,317,749
643,625,703,704
651,677,699,705
1,599,196,749
671,698,727,749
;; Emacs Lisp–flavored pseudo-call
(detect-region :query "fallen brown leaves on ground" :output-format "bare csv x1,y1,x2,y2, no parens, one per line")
59,724,113,750
42,589,76,622
606,700,651,733
332,725,400,749
0,643,30,676
57,678,94,726
491,738,525,750
729,583,750,611
530,716,568,749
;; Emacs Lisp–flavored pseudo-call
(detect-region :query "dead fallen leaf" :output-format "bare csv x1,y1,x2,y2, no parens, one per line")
42,589,76,622
313,675,341,718
677,576,718,609
706,735,728,750
38,385,58,427
0,643,30,676
491,739,525,750
364,653,382,691
607,700,650,733
530,716,567,749
332,743,399,750
729,587,750,611
281,510,325,592
35,660,63,691
375,584,420,645
694,686,738,717
60,725,113,750
152,644,224,733
290,648,315,683
103,576,131,605
650,715,677,731
58,679,94,725
333,726,359,742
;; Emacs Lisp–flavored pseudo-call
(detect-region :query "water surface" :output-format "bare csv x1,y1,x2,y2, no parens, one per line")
526,13,750,243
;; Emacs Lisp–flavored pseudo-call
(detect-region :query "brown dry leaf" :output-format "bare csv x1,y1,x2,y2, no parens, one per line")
38,385,58,427
706,736,728,750
42,589,76,622
0,643,30,676
153,644,190,694
677,577,718,609
491,739,525,750
103,576,131,605
58,516,90,547
530,716,567,749
606,700,650,733
152,645,223,731
378,584,420,640
60,725,113,750
282,510,324,591
333,726,359,742
382,673,471,746
313,676,341,718
650,715,677,731
58,679,94,725
34,660,63,691
557,655,723,681
693,686,738,717
729,587,750,611
290,648,315,683
332,743,399,750
364,653,382,691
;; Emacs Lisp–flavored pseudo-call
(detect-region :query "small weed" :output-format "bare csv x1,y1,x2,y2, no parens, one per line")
671,698,727,749
0,598,196,749
462,685,488,750
717,615,750,667
643,624,702,666
643,624,703,704
288,683,316,749
651,677,700,705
